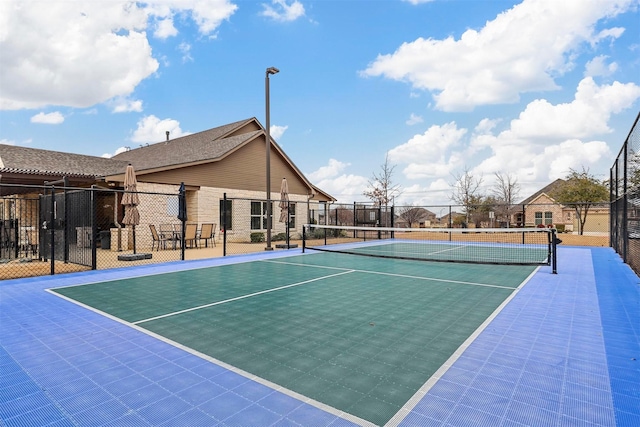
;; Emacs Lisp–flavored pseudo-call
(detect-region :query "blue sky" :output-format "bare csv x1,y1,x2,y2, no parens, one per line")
1,0,639,204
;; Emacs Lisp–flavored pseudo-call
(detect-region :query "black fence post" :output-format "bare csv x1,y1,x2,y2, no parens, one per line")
91,186,97,270
391,205,395,239
49,186,55,275
179,183,186,261
353,202,357,238
223,193,227,257
551,229,558,274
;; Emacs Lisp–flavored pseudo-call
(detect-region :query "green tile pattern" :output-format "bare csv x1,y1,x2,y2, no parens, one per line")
53,253,535,425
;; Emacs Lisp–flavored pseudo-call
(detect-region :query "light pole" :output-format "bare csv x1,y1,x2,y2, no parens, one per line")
265,66,279,250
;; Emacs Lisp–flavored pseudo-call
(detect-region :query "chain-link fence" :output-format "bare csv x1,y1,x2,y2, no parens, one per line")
611,112,640,275
309,201,608,246
221,195,307,256
1,183,184,280
1,181,612,280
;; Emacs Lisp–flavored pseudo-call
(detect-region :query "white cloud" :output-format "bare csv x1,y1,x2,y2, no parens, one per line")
544,139,611,180
101,146,130,158
508,77,640,140
403,0,435,4
178,42,194,63
397,180,451,206
0,0,237,110
112,98,143,113
154,17,178,39
361,0,635,111
308,158,349,181
390,76,638,204
1,139,16,145
388,122,467,179
584,55,618,77
30,111,64,124
470,78,637,188
130,115,190,143
307,159,370,202
270,124,288,140
261,0,305,22
406,113,423,125
313,174,369,203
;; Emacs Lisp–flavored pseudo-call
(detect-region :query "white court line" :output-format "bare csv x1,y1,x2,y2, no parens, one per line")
132,269,355,325
262,259,515,290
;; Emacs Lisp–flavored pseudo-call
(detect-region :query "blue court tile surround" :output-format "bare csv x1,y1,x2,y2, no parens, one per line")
1,247,638,426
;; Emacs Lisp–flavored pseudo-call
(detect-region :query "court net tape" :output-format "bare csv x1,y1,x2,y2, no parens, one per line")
302,224,558,273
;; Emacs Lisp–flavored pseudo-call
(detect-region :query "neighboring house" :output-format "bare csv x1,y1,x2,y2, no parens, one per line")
395,207,437,228
439,211,466,227
516,179,568,229
516,179,609,234
0,117,334,248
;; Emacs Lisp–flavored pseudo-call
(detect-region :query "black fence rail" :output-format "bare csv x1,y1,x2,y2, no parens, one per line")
611,112,640,275
220,195,304,256
0,183,186,280
1,181,612,280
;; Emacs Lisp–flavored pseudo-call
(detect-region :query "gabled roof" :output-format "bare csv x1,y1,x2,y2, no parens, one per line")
519,179,566,206
111,118,259,173
0,117,335,200
0,144,128,178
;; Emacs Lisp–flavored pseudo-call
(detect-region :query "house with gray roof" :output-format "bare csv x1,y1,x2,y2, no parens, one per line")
0,118,334,252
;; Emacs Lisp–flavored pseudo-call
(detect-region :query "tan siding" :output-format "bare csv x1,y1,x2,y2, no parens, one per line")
137,137,313,198
228,121,261,136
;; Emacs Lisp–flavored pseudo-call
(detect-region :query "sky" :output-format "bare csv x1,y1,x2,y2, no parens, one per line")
1,0,639,205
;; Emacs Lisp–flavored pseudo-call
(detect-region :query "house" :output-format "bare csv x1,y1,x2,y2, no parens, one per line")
107,118,334,244
515,179,568,229
0,117,334,251
394,207,437,228
516,179,609,234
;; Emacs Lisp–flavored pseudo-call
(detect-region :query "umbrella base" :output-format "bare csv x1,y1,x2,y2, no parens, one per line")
117,253,152,261
275,244,298,249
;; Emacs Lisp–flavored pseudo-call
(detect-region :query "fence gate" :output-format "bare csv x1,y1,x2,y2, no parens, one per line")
40,188,93,267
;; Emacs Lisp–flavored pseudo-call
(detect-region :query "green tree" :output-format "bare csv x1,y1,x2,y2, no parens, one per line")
551,168,609,235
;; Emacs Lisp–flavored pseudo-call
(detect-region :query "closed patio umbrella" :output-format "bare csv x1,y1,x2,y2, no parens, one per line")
279,178,289,224
121,164,140,254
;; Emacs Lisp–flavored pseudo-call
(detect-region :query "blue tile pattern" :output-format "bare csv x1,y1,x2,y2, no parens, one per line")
1,248,638,426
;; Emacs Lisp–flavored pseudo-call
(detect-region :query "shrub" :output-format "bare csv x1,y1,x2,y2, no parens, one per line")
250,232,265,243
272,232,287,241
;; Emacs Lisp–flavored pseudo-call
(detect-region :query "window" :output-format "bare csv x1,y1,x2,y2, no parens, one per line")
219,199,232,231
535,212,542,225
288,203,296,228
545,211,553,225
535,211,553,225
251,201,273,230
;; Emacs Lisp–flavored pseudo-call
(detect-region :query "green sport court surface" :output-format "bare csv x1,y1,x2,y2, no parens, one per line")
51,252,538,426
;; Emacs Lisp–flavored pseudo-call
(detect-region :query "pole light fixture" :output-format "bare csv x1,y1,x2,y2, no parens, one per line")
265,66,279,250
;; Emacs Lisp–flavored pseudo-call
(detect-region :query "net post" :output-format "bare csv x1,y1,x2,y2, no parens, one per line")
302,224,306,253
551,228,558,274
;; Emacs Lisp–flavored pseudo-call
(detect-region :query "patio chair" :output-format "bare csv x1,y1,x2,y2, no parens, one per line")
19,226,37,256
149,224,170,250
198,223,216,247
159,223,179,249
184,223,198,249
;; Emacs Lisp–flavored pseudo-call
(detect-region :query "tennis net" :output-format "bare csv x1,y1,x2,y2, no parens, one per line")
303,224,558,273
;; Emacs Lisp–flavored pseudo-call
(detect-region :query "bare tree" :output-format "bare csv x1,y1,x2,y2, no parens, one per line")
491,172,520,227
450,166,484,225
363,153,402,225
397,205,424,228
